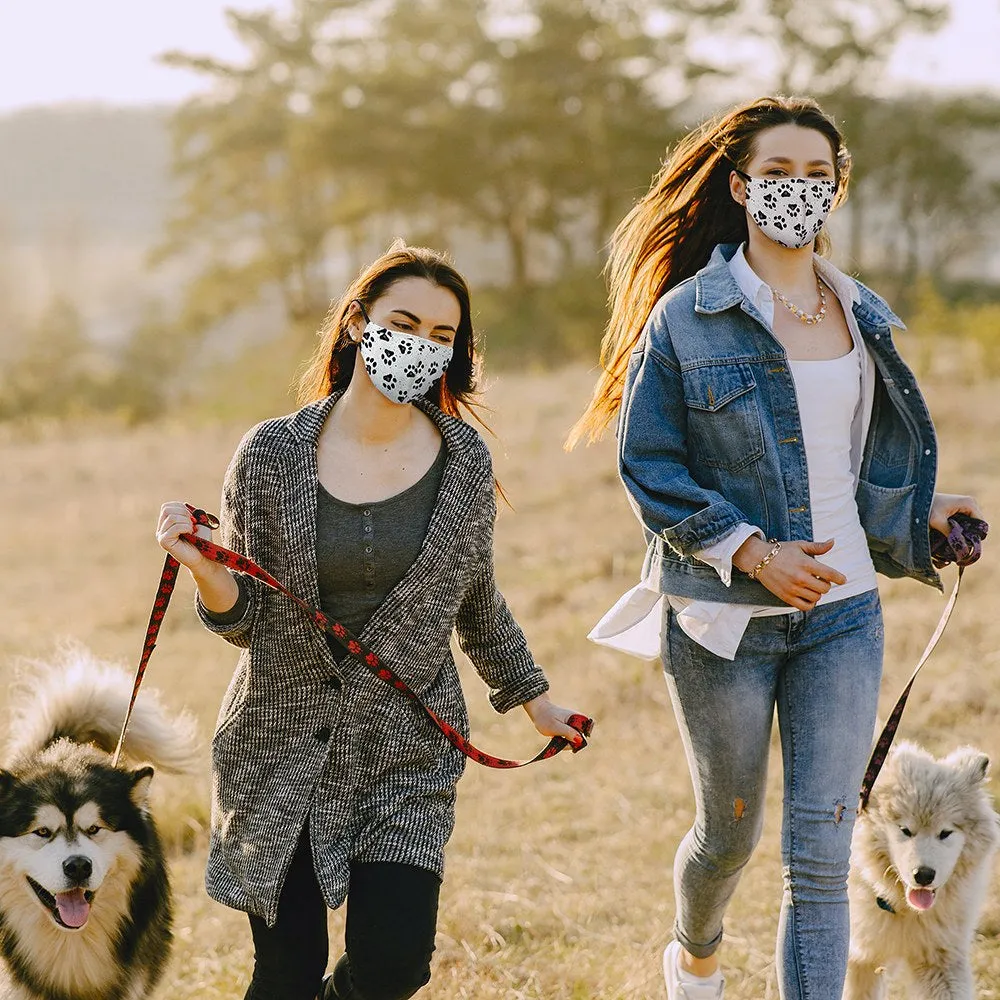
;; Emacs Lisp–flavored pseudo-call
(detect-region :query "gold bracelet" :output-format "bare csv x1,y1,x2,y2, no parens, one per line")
747,539,781,580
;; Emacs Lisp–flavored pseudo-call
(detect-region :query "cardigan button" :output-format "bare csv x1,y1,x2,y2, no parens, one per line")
314,726,332,743
327,676,343,692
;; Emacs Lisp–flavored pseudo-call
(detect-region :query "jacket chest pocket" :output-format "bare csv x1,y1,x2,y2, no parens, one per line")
682,363,765,471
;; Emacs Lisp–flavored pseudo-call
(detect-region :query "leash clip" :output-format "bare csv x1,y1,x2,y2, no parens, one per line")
185,503,220,531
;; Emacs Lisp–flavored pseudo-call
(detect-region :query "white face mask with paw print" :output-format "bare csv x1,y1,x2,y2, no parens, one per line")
737,171,836,249
358,321,453,404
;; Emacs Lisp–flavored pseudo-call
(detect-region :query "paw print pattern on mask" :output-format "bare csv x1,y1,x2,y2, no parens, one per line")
743,175,836,249
358,321,455,404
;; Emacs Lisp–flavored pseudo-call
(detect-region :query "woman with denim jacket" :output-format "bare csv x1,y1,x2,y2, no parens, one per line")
569,96,984,1000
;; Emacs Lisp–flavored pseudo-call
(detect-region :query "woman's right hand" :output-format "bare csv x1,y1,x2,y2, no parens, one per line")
734,537,846,611
156,501,214,572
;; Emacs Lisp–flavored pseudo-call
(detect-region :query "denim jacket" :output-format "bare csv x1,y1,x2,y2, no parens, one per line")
618,243,940,605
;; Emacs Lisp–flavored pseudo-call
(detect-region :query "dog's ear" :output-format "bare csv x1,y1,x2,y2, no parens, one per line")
129,766,155,809
945,747,990,785
0,770,15,797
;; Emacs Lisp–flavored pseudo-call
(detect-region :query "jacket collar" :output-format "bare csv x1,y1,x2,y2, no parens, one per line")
694,243,905,330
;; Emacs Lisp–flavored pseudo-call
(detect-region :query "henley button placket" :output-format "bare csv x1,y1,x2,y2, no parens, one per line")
363,508,376,592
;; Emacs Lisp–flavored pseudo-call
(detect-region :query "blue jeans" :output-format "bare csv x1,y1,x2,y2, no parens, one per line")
661,589,883,1000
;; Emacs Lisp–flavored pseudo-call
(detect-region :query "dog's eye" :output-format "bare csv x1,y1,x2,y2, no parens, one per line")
84,824,102,837
900,827,913,838
32,828,52,839
938,829,953,840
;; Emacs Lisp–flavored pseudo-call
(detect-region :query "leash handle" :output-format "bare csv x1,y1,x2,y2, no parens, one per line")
118,505,593,769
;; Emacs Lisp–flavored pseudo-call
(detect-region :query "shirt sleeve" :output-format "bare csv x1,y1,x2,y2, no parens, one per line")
199,573,251,627
693,523,765,586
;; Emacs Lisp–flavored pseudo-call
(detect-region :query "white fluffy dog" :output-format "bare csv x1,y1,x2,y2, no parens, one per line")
844,741,1000,1000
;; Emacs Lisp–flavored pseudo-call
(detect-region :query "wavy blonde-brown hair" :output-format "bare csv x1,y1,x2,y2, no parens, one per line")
566,95,851,448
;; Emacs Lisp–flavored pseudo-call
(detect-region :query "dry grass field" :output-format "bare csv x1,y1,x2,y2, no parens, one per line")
1,363,998,999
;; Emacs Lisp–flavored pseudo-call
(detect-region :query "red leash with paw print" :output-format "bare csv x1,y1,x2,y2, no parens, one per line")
114,505,593,768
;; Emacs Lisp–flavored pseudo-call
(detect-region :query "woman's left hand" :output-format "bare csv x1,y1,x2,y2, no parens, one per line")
929,492,986,536
522,693,592,748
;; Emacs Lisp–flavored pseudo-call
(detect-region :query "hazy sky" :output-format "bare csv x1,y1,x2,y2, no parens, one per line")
1,0,998,113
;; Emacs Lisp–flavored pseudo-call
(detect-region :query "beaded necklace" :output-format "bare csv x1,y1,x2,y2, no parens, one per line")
773,273,827,325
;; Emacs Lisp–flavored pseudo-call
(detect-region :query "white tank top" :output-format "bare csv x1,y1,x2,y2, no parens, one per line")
789,346,877,604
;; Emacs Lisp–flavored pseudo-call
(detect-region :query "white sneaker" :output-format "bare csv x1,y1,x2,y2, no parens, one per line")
663,940,725,999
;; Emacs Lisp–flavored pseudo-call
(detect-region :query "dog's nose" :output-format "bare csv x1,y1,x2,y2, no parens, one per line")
62,855,92,883
913,866,936,886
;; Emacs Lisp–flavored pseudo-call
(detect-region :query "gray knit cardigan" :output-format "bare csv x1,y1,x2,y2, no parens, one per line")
197,393,549,926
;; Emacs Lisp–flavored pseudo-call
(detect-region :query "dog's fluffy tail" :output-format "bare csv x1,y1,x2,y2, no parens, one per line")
5,644,200,773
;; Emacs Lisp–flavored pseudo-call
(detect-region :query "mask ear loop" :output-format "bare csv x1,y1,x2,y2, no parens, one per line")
349,299,371,344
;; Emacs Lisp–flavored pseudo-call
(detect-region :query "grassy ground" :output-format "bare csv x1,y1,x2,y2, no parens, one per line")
1,364,998,998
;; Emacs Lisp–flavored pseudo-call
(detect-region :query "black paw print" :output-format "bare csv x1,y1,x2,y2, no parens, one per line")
397,338,414,355
381,373,398,389
380,348,396,364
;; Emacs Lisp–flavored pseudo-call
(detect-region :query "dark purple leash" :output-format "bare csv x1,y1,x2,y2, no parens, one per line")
858,513,988,810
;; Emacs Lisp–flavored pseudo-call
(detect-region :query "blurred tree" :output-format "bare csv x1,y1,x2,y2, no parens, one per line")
156,0,737,339
757,0,947,95
0,211,26,365
151,0,997,372
854,94,1000,303
156,2,362,339
105,300,181,424
0,296,96,420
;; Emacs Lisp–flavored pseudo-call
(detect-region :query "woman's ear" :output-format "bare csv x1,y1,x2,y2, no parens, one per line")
345,302,365,343
729,169,747,207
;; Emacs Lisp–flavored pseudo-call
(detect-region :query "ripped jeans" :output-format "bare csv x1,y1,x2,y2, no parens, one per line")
661,589,883,1000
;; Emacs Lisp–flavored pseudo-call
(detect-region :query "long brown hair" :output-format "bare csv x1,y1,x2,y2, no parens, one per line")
298,241,480,418
566,95,851,448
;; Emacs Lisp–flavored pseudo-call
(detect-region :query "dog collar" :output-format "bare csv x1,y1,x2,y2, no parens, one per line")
876,895,897,914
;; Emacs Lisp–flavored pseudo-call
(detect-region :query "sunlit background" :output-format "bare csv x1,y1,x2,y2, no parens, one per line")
1,0,999,422
3,5,1000,999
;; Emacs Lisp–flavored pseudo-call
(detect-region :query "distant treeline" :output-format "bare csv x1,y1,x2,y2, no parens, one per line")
2,0,1000,422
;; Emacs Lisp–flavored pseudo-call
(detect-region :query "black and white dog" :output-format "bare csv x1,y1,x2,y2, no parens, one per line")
0,648,197,1000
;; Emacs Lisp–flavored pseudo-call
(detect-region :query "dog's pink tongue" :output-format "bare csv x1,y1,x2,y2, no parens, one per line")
54,889,90,928
907,887,936,911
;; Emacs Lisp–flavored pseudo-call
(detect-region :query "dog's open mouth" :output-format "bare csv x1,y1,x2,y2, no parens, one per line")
26,877,94,929
906,886,937,911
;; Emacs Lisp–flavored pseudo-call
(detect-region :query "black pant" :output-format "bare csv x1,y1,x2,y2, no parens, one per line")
244,826,441,1000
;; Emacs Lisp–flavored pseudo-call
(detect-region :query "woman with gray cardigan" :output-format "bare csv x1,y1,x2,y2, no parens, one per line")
156,244,588,1000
